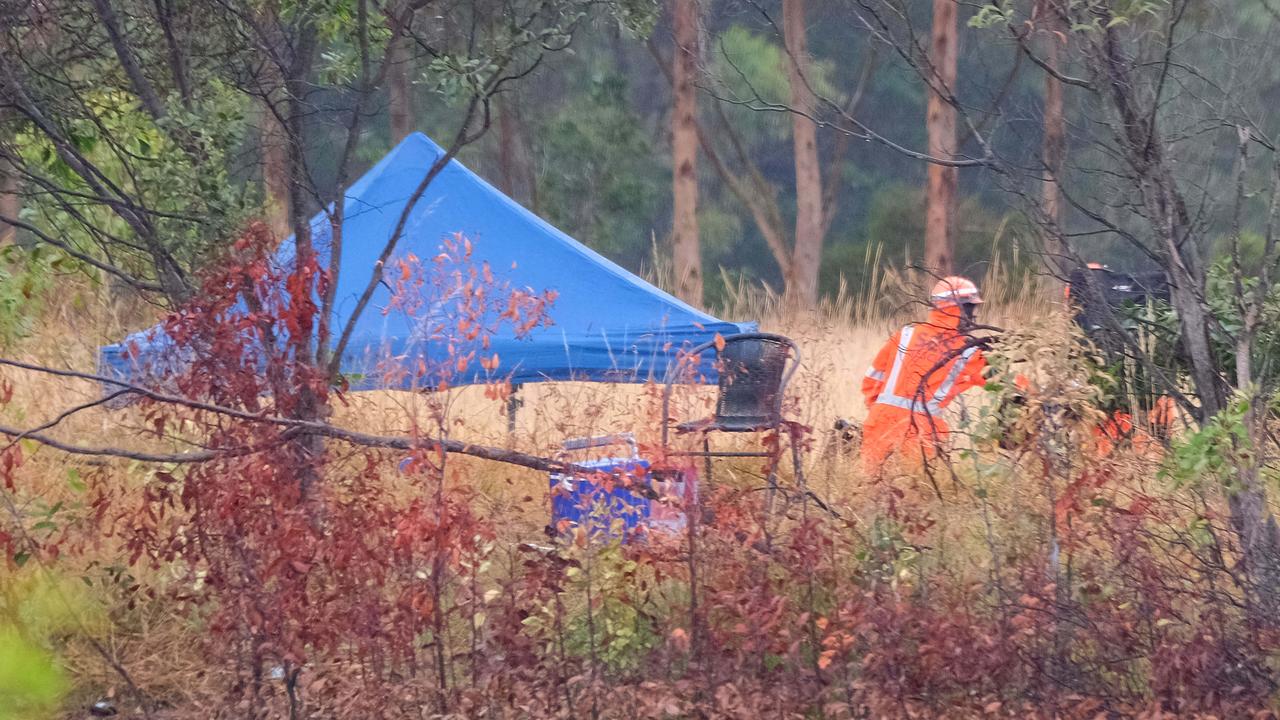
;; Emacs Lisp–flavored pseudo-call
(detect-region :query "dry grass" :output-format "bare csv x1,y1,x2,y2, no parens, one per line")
0,265,1055,715
0,265,1055,526
329,266,1050,505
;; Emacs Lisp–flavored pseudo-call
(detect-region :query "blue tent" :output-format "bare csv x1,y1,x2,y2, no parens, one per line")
98,132,754,390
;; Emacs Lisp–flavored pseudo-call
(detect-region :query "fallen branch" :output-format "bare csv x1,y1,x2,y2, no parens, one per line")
0,357,636,477
0,422,297,463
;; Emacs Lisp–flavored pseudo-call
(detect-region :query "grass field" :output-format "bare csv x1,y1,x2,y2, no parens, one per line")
1,268,1081,717
0,266,1052,540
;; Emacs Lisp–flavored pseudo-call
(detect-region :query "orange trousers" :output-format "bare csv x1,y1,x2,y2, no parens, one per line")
860,406,951,475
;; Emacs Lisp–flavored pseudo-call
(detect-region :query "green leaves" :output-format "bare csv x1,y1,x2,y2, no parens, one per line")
709,26,839,142
968,2,1014,30
526,540,660,673
716,26,792,108
970,0,1168,33
0,627,67,720
611,0,660,38
1204,253,1280,389
539,73,665,267
425,55,503,106
319,48,361,86
0,571,108,720
65,469,84,494
13,81,253,292
0,245,61,349
1163,395,1253,489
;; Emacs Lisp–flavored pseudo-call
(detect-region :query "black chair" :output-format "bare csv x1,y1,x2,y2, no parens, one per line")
660,333,802,494
666,333,797,436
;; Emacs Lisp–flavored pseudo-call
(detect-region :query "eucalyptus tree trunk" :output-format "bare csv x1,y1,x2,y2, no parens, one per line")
784,0,823,306
261,111,290,242
1040,0,1066,284
497,93,536,210
259,44,291,243
924,0,958,277
671,0,703,305
389,32,413,142
0,155,17,246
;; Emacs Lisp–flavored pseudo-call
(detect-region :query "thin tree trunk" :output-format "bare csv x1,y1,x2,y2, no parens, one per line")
258,41,291,242
1228,397,1280,624
153,0,192,108
261,102,291,241
91,0,167,122
285,30,316,349
0,154,18,246
647,38,794,283
1237,364,1280,625
924,0,959,277
1226,121,1280,628
520,101,539,215
497,93,535,208
388,32,413,142
498,95,516,197
671,0,703,305
282,23,323,504
1040,0,1067,286
1092,22,1222,418
784,0,823,306
820,48,878,242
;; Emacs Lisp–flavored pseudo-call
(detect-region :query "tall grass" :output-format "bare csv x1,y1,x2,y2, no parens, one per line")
0,251,1073,717
0,252,1055,521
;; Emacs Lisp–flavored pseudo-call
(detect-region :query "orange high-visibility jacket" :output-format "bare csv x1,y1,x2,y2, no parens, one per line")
1093,397,1176,458
860,306,987,472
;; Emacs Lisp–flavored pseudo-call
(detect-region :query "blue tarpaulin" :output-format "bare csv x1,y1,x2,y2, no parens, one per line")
98,132,754,390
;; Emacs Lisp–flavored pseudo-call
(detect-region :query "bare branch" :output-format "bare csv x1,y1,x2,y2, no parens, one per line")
1009,25,1093,90
0,421,295,464
152,0,192,107
708,43,991,168
645,36,794,278
0,357,611,476
0,211,164,293
821,46,879,239
89,0,168,121
0,389,132,455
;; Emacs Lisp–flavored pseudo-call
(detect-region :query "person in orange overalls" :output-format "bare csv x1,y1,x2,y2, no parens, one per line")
1092,395,1177,458
860,277,989,474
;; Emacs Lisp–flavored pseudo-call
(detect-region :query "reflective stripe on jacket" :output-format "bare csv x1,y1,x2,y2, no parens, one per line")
861,307,986,418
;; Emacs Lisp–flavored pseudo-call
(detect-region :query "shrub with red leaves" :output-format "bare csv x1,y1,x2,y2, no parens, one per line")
48,223,1280,718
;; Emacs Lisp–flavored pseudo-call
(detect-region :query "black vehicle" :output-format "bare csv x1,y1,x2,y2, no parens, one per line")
1065,264,1178,425
1067,265,1170,337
